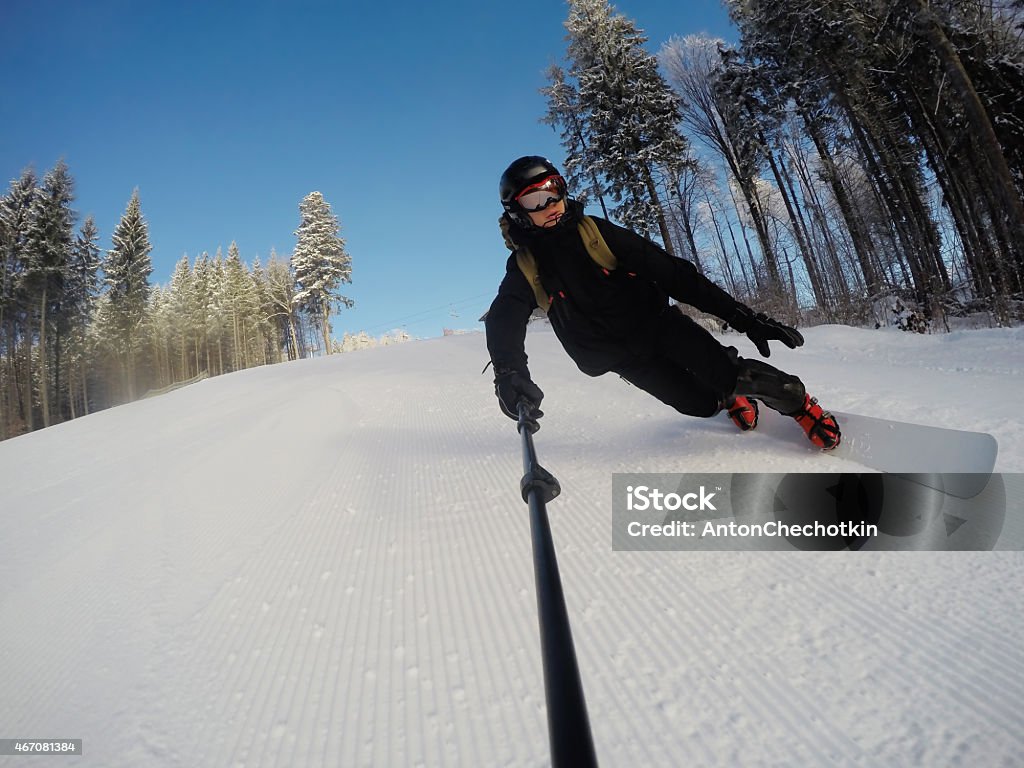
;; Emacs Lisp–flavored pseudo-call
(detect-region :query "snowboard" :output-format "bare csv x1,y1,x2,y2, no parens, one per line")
827,410,998,498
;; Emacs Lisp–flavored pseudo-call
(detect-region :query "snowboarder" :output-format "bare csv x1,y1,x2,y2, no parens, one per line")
485,155,841,450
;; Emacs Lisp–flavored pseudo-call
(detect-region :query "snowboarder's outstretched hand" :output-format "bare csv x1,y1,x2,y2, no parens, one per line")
494,366,544,422
728,305,804,358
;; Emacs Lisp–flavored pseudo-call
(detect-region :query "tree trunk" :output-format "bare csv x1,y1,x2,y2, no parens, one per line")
321,307,332,356
81,365,90,416
726,182,759,295
39,289,50,428
289,316,300,361
21,339,33,431
54,324,63,423
703,190,737,293
638,161,675,256
678,204,701,273
762,136,827,311
800,106,881,295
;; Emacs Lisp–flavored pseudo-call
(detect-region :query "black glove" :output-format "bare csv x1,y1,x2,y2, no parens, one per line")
493,366,544,422
727,305,804,358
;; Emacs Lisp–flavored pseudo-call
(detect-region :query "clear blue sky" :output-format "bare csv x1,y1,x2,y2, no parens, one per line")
1,0,736,340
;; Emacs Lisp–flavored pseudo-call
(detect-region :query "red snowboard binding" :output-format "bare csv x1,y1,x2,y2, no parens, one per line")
725,396,759,431
790,394,841,450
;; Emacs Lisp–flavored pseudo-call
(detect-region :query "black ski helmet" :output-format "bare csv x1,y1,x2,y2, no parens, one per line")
499,155,567,229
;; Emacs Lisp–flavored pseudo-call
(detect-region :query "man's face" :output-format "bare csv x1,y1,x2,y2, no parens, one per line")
527,198,567,228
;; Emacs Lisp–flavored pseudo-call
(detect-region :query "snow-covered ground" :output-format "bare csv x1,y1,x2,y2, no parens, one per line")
1,324,1022,767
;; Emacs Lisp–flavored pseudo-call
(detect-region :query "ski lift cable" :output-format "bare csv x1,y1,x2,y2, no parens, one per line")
357,292,493,333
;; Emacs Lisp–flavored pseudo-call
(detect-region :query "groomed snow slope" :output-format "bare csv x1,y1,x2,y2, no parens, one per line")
1,324,1022,767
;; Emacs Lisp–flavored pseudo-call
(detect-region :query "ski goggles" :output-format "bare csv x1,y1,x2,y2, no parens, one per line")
515,174,567,212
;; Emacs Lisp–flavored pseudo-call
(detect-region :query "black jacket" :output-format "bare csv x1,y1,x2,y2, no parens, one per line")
485,201,740,376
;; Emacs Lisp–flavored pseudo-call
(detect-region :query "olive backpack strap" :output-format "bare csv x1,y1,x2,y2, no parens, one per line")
515,247,552,313
501,215,551,313
577,215,617,271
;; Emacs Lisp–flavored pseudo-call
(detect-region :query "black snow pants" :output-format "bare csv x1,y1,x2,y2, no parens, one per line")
611,309,806,418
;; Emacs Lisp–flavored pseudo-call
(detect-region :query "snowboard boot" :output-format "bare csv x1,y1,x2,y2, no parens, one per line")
725,396,759,431
788,394,841,450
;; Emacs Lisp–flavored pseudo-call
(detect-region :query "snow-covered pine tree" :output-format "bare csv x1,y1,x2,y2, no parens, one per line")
0,168,40,436
540,63,608,217
239,254,262,368
168,254,197,381
249,256,274,366
25,161,76,427
291,191,352,355
380,328,412,345
142,285,173,389
65,215,101,417
225,242,253,371
67,216,101,318
102,188,153,400
560,0,690,253
265,250,302,361
338,330,374,353
192,253,217,376
207,248,230,376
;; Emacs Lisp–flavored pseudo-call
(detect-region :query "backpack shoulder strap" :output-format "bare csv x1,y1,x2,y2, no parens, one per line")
577,215,617,271
515,247,552,313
